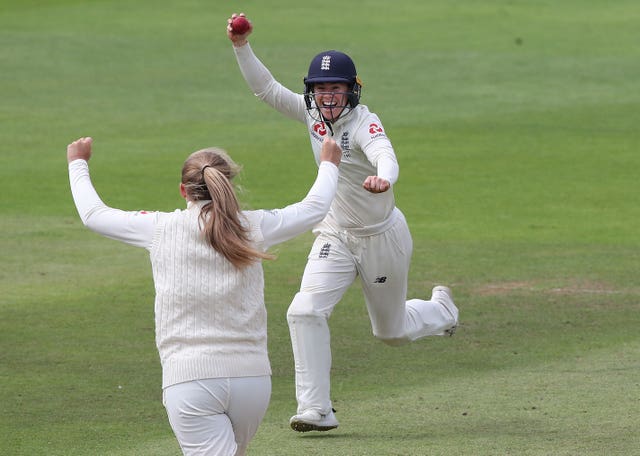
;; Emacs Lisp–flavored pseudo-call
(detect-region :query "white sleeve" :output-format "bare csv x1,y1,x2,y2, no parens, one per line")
68,159,159,249
376,154,399,185
357,114,399,185
258,161,339,248
233,43,307,122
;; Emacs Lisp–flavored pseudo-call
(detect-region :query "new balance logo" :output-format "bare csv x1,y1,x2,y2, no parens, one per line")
319,243,331,259
374,276,387,284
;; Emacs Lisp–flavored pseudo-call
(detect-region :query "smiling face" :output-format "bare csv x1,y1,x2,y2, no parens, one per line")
313,81,350,122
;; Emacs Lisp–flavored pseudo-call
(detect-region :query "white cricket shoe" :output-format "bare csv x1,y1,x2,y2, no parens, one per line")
289,409,339,432
431,286,459,336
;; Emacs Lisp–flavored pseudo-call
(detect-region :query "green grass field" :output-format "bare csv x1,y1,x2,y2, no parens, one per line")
1,1,639,454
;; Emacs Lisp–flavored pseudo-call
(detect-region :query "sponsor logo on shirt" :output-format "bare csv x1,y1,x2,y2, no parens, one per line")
369,123,386,140
313,122,328,138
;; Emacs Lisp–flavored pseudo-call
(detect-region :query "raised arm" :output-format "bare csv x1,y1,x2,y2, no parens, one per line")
259,137,342,248
226,13,307,122
67,137,158,248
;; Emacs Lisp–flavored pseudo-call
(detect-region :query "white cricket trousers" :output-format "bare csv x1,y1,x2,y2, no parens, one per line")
163,376,271,456
287,209,456,415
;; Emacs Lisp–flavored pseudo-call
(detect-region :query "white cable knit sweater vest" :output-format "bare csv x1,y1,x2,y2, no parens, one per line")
149,202,271,389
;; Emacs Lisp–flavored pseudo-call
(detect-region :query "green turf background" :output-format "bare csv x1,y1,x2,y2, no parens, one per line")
1,1,639,454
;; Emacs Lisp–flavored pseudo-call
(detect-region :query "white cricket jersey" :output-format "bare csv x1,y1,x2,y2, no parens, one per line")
234,43,400,230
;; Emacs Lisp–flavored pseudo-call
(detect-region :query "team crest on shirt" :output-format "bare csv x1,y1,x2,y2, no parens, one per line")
340,132,351,158
319,242,331,259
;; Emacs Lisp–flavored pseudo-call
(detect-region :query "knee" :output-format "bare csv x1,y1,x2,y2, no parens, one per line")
376,334,411,347
287,292,327,321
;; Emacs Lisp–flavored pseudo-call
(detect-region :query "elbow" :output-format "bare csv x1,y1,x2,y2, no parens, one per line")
309,213,327,226
73,209,91,228
318,202,333,222
307,202,331,226
79,208,102,232
82,215,98,231
254,80,276,101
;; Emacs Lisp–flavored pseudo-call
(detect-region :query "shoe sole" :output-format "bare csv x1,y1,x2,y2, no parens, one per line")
290,420,338,432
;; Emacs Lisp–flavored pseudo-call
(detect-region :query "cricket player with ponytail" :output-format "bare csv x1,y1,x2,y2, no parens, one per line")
68,136,342,455
226,13,459,433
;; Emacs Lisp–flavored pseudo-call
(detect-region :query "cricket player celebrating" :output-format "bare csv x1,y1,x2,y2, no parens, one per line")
226,13,459,433
68,136,342,455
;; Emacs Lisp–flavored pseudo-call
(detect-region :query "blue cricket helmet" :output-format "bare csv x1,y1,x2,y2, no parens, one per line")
303,50,362,121
304,50,358,85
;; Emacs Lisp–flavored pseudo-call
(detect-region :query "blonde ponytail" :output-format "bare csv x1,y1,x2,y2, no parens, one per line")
181,148,275,269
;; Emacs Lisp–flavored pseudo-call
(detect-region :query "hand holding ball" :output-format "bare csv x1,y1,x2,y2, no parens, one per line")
227,13,252,45
231,16,251,35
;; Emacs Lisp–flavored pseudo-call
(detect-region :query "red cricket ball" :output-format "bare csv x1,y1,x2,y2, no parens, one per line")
231,16,251,34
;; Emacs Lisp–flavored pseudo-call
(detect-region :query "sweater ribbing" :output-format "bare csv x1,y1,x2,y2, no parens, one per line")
149,203,270,389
